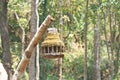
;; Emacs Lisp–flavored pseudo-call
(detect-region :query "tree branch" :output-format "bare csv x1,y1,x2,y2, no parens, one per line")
12,15,54,80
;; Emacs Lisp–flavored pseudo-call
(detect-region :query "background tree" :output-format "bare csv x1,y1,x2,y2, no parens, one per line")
0,0,120,80
58,0,63,80
36,0,40,80
0,0,12,80
29,0,37,80
84,0,89,80
12,15,54,80
93,8,101,80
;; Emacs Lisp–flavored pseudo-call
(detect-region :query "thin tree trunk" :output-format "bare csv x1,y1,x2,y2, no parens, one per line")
94,12,101,80
36,0,40,80
115,23,120,80
101,8,109,56
29,0,37,80
109,12,114,80
58,0,63,80
0,1,12,80
118,23,120,80
101,7,111,80
14,12,25,55
84,0,89,80
108,1,114,79
112,13,118,79
12,15,54,80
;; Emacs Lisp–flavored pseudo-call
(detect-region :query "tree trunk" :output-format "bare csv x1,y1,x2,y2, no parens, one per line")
29,0,37,79
0,1,12,80
36,0,40,80
115,32,120,80
101,6,111,80
108,1,114,79
84,0,89,80
12,15,54,80
58,0,63,80
118,23,120,80
94,13,101,80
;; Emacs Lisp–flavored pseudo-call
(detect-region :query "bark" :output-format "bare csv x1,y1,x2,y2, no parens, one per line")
0,0,12,80
29,0,37,79
94,13,101,80
12,15,54,80
84,0,89,80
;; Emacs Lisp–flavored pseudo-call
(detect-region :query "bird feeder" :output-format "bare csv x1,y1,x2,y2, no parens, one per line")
41,28,65,59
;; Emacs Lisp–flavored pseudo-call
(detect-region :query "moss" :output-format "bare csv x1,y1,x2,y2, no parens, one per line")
41,33,64,47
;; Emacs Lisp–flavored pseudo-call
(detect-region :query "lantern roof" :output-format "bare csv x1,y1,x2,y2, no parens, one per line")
41,28,65,59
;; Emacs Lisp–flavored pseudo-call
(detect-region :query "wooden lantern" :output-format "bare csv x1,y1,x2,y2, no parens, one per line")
41,28,65,59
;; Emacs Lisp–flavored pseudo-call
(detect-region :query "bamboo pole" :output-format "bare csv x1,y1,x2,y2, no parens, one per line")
12,15,54,80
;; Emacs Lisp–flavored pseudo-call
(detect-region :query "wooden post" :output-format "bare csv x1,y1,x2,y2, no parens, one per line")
12,15,54,80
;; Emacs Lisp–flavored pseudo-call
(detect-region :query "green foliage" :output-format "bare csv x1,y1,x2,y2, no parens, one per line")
4,0,120,80
63,50,84,80
90,3,100,12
